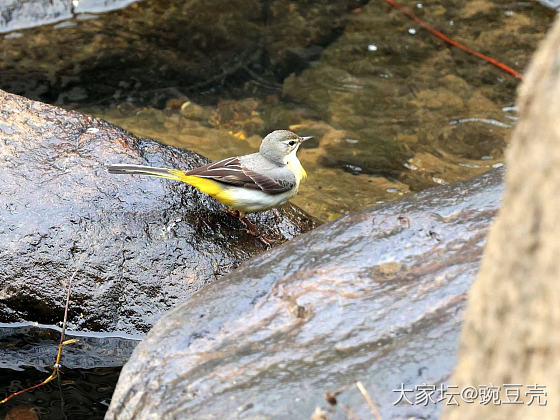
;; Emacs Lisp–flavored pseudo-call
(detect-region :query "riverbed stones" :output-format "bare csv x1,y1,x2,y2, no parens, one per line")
0,0,363,107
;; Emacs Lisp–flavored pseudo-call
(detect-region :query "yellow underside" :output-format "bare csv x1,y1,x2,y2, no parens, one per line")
287,158,307,182
167,170,236,207
139,163,306,211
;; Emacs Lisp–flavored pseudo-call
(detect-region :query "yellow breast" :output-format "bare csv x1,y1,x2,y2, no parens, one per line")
286,156,307,184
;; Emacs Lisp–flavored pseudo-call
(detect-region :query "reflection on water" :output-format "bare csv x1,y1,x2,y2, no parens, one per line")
0,325,136,419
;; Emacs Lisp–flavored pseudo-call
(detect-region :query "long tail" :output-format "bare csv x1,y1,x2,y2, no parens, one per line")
107,164,186,182
107,164,232,206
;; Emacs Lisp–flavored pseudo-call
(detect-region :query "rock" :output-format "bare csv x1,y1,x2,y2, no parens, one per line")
444,16,560,420
106,167,504,419
0,0,73,33
0,0,142,33
0,90,317,335
4,405,39,420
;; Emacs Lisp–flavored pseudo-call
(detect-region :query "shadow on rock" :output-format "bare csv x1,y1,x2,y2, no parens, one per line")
107,167,504,419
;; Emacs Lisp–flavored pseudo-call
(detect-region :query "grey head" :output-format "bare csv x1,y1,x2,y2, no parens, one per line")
259,130,312,165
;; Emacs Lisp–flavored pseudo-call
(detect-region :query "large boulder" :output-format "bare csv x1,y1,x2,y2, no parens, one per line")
444,16,560,420
106,167,504,419
0,90,317,335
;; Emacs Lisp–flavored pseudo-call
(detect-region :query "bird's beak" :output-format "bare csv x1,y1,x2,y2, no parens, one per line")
300,136,313,143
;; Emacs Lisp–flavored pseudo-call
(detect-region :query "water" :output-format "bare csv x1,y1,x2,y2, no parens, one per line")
0,367,120,420
1,0,555,220
83,0,553,220
0,0,556,417
0,324,137,419
0,1,555,220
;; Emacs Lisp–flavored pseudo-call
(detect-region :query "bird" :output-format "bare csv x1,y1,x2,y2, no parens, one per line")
107,130,312,244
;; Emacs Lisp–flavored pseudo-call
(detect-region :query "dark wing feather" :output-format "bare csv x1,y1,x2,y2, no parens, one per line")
186,157,294,195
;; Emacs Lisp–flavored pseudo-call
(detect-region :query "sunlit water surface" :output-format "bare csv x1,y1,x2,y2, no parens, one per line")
2,0,555,220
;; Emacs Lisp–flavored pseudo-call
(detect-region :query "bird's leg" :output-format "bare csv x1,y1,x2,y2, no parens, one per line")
239,215,260,236
224,209,272,246
225,209,241,219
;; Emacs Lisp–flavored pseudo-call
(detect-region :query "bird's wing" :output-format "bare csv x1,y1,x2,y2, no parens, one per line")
186,157,295,195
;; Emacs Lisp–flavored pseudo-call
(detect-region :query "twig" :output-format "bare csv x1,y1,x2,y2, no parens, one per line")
0,266,81,404
385,0,523,80
356,381,382,420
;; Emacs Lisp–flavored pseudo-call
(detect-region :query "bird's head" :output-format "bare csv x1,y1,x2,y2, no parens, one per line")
259,130,312,164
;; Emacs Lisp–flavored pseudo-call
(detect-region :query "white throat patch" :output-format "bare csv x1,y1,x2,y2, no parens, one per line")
283,147,299,165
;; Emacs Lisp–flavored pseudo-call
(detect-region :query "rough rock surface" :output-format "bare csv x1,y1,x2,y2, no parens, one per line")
444,16,560,420
0,90,317,335
106,167,504,420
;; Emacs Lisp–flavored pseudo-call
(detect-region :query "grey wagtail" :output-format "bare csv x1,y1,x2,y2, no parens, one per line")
107,130,311,244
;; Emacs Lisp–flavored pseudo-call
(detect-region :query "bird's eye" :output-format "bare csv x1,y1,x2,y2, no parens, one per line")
288,140,296,146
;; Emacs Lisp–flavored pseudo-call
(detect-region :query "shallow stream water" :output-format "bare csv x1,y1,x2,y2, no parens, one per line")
0,0,557,418
2,0,555,221
78,0,554,220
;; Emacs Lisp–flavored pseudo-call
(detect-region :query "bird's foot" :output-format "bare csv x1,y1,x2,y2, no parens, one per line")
224,209,273,246
225,209,241,218
239,217,273,246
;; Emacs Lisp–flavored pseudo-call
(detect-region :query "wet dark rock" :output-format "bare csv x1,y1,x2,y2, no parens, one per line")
107,167,504,419
0,90,317,335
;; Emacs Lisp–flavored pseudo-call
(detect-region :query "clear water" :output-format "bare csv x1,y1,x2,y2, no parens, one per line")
0,367,120,420
79,0,554,220
0,324,137,419
1,0,555,221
